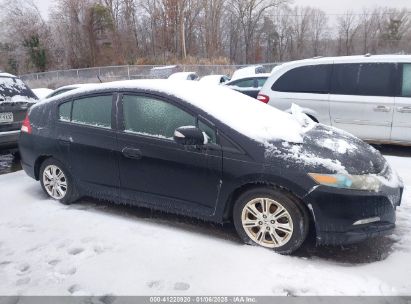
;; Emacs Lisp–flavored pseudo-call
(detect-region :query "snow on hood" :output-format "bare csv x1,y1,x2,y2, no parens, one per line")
265,124,397,178
35,80,310,144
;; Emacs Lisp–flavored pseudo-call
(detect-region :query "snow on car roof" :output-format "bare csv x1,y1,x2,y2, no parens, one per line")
168,72,198,80
0,73,17,78
231,65,265,80
277,54,411,71
37,79,308,144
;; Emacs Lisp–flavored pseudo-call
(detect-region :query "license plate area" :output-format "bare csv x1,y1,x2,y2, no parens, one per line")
0,112,13,123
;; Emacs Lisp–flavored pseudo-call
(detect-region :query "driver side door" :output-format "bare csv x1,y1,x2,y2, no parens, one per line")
116,93,222,216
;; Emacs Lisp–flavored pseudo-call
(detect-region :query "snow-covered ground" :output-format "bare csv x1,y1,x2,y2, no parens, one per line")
0,155,410,296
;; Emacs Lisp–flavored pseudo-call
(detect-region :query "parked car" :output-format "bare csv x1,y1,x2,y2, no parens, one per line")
168,72,199,81
199,75,230,85
149,65,179,79
19,80,403,254
0,73,37,151
32,88,54,99
225,74,270,98
231,65,266,80
259,55,411,145
46,83,99,98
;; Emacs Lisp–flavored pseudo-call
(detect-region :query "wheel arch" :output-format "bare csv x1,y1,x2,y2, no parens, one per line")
222,181,315,235
34,155,52,180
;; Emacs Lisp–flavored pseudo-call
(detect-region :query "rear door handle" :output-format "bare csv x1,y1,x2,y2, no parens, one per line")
122,147,142,160
374,105,391,112
397,106,411,113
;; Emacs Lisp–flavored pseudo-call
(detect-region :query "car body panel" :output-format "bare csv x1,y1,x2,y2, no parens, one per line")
261,55,411,145
19,81,403,245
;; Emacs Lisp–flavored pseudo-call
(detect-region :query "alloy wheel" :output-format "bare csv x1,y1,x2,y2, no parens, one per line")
241,198,293,248
42,165,67,200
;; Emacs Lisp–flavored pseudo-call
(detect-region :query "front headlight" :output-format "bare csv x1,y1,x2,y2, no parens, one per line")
308,173,383,192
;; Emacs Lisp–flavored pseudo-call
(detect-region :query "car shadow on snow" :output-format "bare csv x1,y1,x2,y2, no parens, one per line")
65,197,397,265
372,144,411,157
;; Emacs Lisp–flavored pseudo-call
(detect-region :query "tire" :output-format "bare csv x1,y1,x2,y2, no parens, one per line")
233,187,309,255
39,158,79,205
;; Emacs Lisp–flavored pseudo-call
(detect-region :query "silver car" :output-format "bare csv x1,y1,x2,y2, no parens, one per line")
259,55,411,145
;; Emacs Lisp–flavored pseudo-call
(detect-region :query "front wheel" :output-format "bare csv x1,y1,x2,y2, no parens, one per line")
39,158,79,205
233,187,309,254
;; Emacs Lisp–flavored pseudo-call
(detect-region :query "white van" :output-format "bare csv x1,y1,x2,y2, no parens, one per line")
258,55,411,145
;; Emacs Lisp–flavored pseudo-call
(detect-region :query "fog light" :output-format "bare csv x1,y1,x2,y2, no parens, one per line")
353,217,381,226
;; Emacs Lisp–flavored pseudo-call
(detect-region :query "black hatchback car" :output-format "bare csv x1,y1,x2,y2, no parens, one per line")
19,80,403,254
0,73,37,151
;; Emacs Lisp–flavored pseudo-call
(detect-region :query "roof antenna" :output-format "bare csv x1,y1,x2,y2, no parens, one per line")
97,75,103,83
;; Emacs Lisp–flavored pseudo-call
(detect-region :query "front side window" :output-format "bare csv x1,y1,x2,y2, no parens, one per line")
331,63,394,96
69,95,112,128
402,64,411,97
272,64,331,94
122,95,195,139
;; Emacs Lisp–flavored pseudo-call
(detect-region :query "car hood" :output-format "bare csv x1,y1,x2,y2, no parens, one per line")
264,124,387,175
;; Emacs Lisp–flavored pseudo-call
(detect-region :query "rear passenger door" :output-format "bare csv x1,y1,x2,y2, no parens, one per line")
392,63,411,143
56,94,119,199
329,63,396,141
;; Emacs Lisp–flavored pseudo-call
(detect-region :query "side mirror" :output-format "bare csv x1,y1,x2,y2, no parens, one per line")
173,126,207,146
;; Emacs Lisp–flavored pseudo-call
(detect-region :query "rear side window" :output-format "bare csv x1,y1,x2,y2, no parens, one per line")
331,63,395,96
402,64,411,97
256,77,268,87
0,76,37,101
60,95,112,128
122,95,195,139
272,65,331,94
229,79,255,88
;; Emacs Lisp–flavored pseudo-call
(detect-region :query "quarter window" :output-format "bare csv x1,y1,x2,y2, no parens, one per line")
272,65,331,94
402,64,411,97
331,63,395,97
70,95,112,128
198,119,217,144
122,95,195,139
59,101,72,122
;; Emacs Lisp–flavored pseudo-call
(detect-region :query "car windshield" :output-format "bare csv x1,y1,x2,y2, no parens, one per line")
0,76,37,103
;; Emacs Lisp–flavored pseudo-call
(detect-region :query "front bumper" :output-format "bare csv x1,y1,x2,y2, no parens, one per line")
0,130,20,150
304,184,402,245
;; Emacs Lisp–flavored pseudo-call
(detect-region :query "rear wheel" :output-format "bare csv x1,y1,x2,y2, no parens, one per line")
39,158,79,205
233,187,309,254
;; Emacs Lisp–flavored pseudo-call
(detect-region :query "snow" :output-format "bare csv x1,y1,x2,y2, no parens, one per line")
199,75,228,85
33,80,309,144
32,88,53,99
168,72,198,81
231,65,265,80
0,155,410,295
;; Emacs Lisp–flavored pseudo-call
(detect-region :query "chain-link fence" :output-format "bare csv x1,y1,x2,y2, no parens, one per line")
20,63,281,89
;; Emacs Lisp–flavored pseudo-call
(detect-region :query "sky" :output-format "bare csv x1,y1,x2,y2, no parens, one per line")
32,0,410,19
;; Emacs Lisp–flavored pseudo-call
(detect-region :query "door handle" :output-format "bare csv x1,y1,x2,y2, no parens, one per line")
374,105,391,112
397,106,411,113
122,147,142,160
